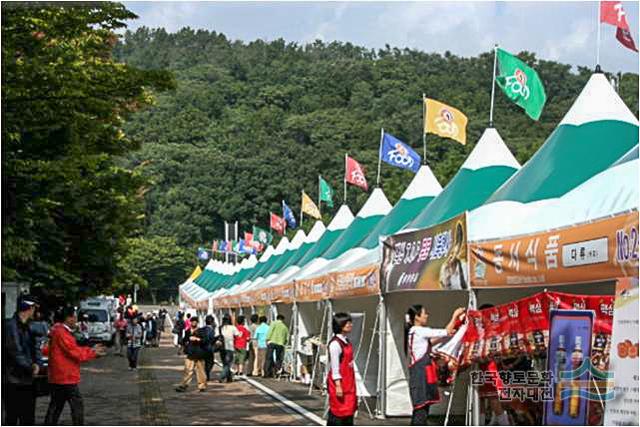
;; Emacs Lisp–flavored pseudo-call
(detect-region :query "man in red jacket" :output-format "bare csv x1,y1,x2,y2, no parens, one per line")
44,306,106,425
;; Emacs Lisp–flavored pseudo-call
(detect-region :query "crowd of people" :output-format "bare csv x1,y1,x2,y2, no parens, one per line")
172,311,290,392
2,294,169,425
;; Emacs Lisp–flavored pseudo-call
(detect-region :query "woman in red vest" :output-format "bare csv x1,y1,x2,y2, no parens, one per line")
406,305,466,425
327,312,357,425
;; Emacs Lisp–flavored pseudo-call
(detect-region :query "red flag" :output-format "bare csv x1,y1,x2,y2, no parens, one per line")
601,1,638,52
345,155,368,191
270,212,286,235
212,240,218,253
244,232,253,244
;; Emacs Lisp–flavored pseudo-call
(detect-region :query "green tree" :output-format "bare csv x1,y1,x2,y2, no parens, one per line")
2,3,175,299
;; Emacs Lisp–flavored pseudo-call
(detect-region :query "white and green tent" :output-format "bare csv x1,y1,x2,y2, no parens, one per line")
469,73,639,241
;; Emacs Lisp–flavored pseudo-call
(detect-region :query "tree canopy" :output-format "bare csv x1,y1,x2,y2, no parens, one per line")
115,27,638,252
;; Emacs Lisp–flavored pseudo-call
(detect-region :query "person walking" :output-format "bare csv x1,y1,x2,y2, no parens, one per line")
203,315,217,382
219,315,240,383
252,316,269,377
45,306,107,425
265,314,289,377
405,305,465,425
175,316,209,392
233,316,251,377
3,295,41,425
126,317,143,371
327,313,357,426
113,310,128,357
247,314,259,376
173,312,185,355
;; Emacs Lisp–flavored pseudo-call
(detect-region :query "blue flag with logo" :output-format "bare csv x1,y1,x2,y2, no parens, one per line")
381,132,421,173
197,247,210,260
282,200,297,229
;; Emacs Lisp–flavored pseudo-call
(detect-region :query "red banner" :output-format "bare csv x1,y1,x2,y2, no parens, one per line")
270,212,286,235
345,155,368,191
459,291,614,368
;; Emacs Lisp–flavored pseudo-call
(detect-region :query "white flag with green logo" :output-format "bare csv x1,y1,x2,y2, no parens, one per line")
496,48,547,121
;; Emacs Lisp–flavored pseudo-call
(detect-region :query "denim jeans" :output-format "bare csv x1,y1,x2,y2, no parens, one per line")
219,349,235,381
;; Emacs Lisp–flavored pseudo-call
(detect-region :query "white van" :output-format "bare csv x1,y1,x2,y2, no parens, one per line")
79,299,115,344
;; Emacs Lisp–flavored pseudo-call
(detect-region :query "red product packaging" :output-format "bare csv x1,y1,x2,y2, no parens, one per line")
460,310,482,367
519,293,549,356
589,295,614,371
482,306,506,360
501,301,527,357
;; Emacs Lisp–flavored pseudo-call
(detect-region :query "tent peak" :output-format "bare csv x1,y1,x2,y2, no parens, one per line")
304,220,326,243
461,127,520,171
560,73,638,127
356,187,393,218
327,204,355,231
400,164,443,200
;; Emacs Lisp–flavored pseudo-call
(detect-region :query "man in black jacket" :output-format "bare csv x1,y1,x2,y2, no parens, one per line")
175,316,209,392
2,295,40,425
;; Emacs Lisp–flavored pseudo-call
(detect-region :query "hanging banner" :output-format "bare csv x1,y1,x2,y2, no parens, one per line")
295,277,329,302
459,291,614,368
330,265,380,299
269,283,294,304
382,212,468,292
604,277,639,426
239,292,253,307
470,210,639,288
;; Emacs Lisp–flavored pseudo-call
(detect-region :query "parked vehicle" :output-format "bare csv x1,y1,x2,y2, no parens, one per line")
79,299,115,344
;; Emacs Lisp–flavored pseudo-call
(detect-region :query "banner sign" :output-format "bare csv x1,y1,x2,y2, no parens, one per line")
239,292,253,307
604,278,639,426
295,277,329,302
269,283,294,304
460,291,614,369
470,211,639,288
544,309,594,426
382,212,468,292
330,265,380,299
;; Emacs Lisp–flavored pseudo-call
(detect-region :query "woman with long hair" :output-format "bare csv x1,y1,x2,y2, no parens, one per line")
327,312,357,426
406,304,466,425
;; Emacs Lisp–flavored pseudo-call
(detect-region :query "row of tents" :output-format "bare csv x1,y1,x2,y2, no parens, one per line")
178,72,638,419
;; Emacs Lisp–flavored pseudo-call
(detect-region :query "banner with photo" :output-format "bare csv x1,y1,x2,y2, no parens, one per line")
604,277,639,426
295,276,330,302
381,212,468,292
469,210,638,288
330,265,380,299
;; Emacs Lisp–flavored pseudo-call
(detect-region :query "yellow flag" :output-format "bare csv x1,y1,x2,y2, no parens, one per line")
189,265,202,280
424,98,468,145
301,191,322,219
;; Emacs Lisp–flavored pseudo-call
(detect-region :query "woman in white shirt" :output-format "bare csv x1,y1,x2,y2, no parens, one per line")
406,304,466,425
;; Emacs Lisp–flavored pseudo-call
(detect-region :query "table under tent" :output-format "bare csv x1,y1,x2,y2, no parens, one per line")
382,72,639,425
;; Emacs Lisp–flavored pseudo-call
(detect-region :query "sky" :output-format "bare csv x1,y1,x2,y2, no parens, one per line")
123,1,640,73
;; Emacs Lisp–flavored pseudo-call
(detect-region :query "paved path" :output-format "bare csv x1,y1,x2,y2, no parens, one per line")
34,327,308,425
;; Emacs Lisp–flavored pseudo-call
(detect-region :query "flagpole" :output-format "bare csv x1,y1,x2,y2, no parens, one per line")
596,0,601,71
344,153,348,204
234,220,238,265
318,175,321,215
489,44,498,127
376,128,384,187
224,221,229,263
300,191,304,227
422,93,427,164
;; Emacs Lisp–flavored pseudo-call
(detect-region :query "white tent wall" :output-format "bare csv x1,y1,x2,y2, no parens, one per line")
383,290,470,417
295,300,331,390
331,295,380,398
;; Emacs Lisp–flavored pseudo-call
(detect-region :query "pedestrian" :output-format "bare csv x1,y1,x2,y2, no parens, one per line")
203,315,217,381
126,317,143,370
219,315,240,383
405,305,465,425
327,312,357,426
265,314,289,377
175,316,209,392
173,312,185,355
246,314,259,376
45,306,107,425
30,306,50,366
252,316,269,377
233,316,251,377
113,310,128,357
2,295,41,425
